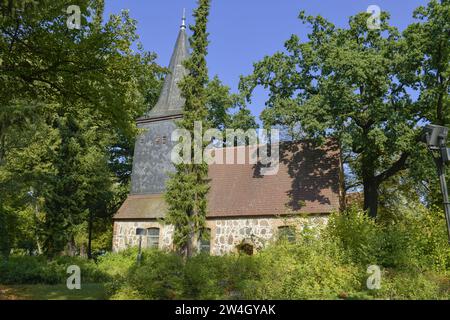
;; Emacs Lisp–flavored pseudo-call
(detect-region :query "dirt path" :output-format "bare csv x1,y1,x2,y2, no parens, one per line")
0,285,27,300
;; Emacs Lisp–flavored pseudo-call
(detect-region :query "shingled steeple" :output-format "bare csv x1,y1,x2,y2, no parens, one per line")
143,13,190,119
130,14,189,195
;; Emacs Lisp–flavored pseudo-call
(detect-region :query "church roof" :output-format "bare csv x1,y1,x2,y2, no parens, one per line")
114,194,167,220
140,16,190,120
114,139,342,220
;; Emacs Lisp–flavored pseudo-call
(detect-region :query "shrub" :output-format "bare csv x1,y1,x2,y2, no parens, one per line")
0,255,108,284
242,236,361,299
109,249,184,300
373,270,449,300
3,205,448,300
51,256,109,283
97,247,138,278
0,255,60,284
183,253,231,299
327,205,450,272
326,206,384,266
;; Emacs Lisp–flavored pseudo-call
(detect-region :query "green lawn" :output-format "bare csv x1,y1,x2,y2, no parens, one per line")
0,283,107,300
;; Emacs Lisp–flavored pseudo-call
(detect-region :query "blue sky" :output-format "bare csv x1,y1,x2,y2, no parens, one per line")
104,0,429,122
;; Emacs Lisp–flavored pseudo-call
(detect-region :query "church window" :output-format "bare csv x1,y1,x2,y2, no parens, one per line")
147,227,160,248
199,228,211,254
236,239,254,255
155,136,161,145
162,136,167,144
278,226,296,242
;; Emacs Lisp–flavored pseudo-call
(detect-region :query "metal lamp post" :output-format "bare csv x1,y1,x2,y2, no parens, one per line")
422,124,450,243
136,228,147,265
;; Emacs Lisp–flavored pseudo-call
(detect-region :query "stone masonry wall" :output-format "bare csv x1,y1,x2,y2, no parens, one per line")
112,215,329,254
112,221,174,252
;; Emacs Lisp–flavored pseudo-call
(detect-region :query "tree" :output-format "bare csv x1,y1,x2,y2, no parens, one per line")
165,0,211,259
402,0,450,207
405,0,449,127
206,75,258,136
0,0,163,257
239,3,448,218
0,0,163,135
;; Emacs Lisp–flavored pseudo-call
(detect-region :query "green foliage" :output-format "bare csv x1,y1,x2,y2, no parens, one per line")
241,240,360,299
183,253,234,299
4,204,448,300
97,247,140,278
0,0,163,257
239,1,450,217
0,255,107,284
123,250,184,300
103,241,360,300
374,271,449,300
103,206,449,300
0,255,60,284
165,0,211,256
327,206,384,266
206,76,257,133
328,206,450,272
102,249,184,300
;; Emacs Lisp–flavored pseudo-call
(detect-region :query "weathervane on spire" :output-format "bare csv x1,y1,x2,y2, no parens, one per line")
181,8,186,30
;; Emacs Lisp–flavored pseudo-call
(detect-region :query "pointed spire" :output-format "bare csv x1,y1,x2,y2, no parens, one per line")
142,11,190,120
181,8,186,30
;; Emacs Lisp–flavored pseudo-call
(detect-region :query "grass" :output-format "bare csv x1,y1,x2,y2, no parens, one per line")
0,283,107,300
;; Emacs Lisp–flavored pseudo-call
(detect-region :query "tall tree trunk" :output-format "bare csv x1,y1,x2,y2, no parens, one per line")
363,177,379,218
338,144,347,211
186,232,197,259
87,211,93,259
361,149,381,218
66,236,77,257
186,210,198,259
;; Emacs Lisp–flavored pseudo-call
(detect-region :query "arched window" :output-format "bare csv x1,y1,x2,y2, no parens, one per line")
199,228,211,254
237,239,254,255
278,226,296,243
147,227,160,248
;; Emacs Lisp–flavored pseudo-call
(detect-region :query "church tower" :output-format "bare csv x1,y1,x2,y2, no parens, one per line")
131,15,189,195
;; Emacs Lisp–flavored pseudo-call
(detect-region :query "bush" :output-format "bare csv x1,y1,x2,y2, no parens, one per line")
0,255,61,284
0,255,108,284
387,206,450,271
2,206,448,300
327,205,450,272
103,206,450,300
105,233,362,300
372,270,449,300
326,206,384,266
97,247,138,278
243,236,361,299
183,253,232,299
108,249,184,300
51,256,109,283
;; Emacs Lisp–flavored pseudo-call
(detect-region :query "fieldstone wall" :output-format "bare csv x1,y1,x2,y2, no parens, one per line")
205,215,328,255
112,221,174,252
112,215,328,254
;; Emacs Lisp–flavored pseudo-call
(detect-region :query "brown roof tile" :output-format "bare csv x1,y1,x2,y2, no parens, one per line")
207,139,341,217
114,194,167,220
114,139,341,220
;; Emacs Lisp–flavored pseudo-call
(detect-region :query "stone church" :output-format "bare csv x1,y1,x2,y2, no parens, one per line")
112,17,343,255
